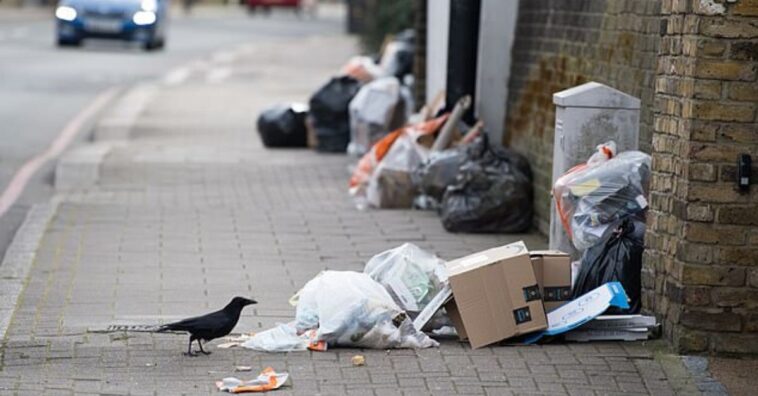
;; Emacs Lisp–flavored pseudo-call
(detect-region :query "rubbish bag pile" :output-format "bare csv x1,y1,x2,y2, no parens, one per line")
553,141,651,315
253,29,533,234
255,30,416,152
240,241,657,353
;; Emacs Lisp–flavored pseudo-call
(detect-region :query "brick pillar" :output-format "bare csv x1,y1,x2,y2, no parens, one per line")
643,0,758,354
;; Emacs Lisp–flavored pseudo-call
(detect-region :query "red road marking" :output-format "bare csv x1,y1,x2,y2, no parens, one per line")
0,87,120,218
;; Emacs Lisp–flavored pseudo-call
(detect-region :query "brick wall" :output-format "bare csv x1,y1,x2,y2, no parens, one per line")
643,0,758,354
505,0,661,234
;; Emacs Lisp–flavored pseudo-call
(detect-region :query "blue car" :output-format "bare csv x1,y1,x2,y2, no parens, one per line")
55,0,168,50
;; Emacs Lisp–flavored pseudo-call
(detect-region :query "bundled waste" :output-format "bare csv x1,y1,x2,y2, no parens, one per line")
553,141,651,251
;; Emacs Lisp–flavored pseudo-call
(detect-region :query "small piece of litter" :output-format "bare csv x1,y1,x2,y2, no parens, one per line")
235,366,253,372
351,355,365,366
216,367,290,393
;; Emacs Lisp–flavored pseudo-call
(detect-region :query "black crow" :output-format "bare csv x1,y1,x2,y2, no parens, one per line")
158,296,257,356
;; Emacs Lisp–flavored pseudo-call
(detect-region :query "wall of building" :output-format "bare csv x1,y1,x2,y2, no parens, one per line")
504,0,661,234
643,0,758,354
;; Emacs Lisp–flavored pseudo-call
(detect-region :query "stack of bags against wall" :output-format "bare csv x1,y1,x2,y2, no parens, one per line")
553,141,651,314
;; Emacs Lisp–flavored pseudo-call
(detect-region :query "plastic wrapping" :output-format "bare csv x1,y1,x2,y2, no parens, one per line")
412,147,467,209
440,135,533,233
256,103,308,148
308,76,361,153
242,323,308,352
364,243,447,313
347,77,404,156
553,142,651,251
294,271,438,349
349,114,448,210
572,219,644,315
379,30,414,79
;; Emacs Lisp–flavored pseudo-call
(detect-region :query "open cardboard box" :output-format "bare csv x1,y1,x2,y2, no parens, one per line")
530,250,572,312
443,241,547,349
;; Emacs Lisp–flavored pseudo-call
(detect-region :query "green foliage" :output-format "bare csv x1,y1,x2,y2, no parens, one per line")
359,0,414,53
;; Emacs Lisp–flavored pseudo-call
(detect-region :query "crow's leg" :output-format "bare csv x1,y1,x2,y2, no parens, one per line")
183,336,198,357
197,339,211,355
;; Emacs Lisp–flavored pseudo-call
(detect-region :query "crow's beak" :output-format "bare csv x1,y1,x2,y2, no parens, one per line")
245,298,257,306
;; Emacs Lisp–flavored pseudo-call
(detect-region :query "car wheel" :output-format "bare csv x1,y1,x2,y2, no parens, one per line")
144,39,164,51
57,37,81,47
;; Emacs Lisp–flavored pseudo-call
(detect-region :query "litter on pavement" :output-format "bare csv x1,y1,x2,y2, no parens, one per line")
238,238,656,352
216,367,290,393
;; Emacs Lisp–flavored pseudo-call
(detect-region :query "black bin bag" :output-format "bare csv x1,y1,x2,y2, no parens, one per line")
256,104,308,148
572,218,644,314
308,76,361,153
440,135,533,233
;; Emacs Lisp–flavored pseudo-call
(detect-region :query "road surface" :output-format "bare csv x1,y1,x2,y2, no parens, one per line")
0,4,344,260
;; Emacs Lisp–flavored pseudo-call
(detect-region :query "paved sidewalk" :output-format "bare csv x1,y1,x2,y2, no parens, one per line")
0,22,702,396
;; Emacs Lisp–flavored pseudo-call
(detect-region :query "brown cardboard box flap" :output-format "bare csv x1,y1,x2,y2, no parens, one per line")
446,241,547,349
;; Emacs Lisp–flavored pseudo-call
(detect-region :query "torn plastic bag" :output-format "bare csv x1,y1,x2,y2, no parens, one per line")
412,147,467,209
440,135,533,233
294,271,438,349
349,114,449,210
379,30,415,79
216,367,290,393
256,103,308,148
241,323,324,352
340,55,384,83
553,142,651,251
347,77,405,156
572,219,644,315
364,243,447,313
308,76,361,153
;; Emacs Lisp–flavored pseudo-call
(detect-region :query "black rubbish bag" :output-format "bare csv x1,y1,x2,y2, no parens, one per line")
412,147,467,207
308,76,361,153
572,218,644,314
256,104,308,148
440,135,533,233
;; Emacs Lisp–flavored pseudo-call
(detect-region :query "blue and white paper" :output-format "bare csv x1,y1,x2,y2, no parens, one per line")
524,282,630,344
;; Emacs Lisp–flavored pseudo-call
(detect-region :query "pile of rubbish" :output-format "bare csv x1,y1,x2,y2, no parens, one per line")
553,141,651,314
239,241,657,353
255,30,415,152
254,29,533,234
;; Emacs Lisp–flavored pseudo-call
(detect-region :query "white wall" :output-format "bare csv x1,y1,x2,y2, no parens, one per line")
476,0,519,144
426,0,450,104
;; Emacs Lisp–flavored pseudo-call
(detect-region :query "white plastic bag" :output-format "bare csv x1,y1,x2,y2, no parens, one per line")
295,271,438,349
364,243,447,312
348,77,403,156
553,141,651,251
241,323,308,352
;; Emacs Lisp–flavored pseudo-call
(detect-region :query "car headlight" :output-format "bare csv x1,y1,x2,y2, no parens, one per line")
141,0,158,12
55,6,77,22
133,11,156,25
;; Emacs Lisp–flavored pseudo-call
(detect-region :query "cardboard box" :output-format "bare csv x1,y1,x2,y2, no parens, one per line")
445,241,547,349
530,250,572,312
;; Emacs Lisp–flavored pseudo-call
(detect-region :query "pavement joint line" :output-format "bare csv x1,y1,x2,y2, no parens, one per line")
0,200,60,345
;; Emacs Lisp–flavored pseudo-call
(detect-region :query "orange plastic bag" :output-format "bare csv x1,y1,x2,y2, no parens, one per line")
349,114,449,209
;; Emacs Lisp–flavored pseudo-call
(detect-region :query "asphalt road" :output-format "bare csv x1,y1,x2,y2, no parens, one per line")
0,4,345,260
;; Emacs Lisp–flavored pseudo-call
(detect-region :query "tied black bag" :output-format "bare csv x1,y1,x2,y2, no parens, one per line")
256,104,308,148
308,76,361,153
439,135,533,233
572,219,644,314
